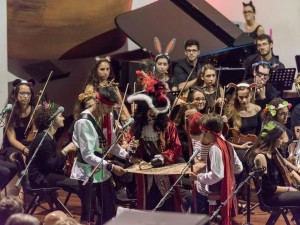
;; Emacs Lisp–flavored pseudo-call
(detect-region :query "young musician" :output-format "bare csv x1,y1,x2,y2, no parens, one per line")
188,113,243,225
2,79,36,162
27,102,79,194
70,87,128,225
243,121,300,223
127,77,182,211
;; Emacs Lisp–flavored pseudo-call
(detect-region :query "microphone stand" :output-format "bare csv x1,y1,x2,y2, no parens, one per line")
210,170,261,225
82,129,124,186
15,119,55,188
152,149,200,211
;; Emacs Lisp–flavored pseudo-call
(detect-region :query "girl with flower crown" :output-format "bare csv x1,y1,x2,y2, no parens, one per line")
243,121,300,221
262,98,293,157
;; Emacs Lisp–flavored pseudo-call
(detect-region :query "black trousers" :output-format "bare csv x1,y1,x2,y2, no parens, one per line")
0,160,17,189
79,178,116,225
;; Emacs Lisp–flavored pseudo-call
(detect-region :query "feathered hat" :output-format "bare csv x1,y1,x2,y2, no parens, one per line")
127,70,170,115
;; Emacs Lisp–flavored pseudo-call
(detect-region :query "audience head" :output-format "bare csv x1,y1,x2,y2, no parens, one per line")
44,210,67,225
53,217,80,225
0,196,23,225
4,213,40,225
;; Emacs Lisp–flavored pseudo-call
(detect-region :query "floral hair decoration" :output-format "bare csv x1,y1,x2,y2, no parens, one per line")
78,90,95,102
260,121,276,138
264,101,292,117
43,101,57,110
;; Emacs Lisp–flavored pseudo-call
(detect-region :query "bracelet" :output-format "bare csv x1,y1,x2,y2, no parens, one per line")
22,146,27,152
287,186,291,192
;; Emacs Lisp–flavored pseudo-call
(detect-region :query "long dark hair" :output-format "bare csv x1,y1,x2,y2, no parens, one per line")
243,121,286,164
85,58,114,88
132,102,168,139
7,83,36,128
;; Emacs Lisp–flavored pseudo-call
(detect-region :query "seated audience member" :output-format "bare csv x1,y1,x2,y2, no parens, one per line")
188,113,243,224
246,61,280,101
0,196,23,225
44,210,67,225
4,213,40,225
243,34,285,80
54,217,81,225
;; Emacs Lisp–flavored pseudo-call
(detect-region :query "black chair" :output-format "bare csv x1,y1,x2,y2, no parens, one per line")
252,174,300,225
14,156,74,217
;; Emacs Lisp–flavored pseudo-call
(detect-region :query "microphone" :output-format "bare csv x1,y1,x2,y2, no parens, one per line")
251,158,265,177
187,148,201,165
0,104,13,116
121,118,134,131
48,106,64,122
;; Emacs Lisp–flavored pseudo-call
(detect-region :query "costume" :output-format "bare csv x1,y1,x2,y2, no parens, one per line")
71,109,128,224
196,135,243,225
28,131,79,194
243,54,285,80
173,59,202,87
132,119,182,210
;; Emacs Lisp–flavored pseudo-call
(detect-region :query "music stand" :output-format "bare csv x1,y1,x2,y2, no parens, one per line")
269,68,296,92
295,55,300,72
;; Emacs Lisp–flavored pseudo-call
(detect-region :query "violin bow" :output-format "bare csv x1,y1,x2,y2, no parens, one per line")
168,67,195,116
219,85,226,116
24,70,53,135
213,66,221,113
131,82,137,117
117,83,129,122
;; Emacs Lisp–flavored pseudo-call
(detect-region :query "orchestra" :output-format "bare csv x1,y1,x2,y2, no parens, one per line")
1,3,300,225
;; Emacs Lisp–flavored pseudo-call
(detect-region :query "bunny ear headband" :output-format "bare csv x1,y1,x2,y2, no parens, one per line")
226,82,256,91
12,79,36,88
154,37,176,61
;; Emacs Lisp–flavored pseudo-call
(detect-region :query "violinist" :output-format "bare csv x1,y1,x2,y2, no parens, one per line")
84,56,131,123
173,39,202,91
243,121,300,221
195,64,224,113
224,82,262,157
1,79,36,166
290,101,300,166
262,98,293,158
27,102,79,193
186,87,208,114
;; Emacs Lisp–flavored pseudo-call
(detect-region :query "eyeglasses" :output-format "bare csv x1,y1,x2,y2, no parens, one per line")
243,10,254,14
277,112,290,117
256,72,270,79
185,49,199,53
19,91,31,96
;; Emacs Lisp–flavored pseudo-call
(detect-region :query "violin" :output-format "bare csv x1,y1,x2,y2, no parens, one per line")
288,139,300,167
227,128,257,145
64,151,76,177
